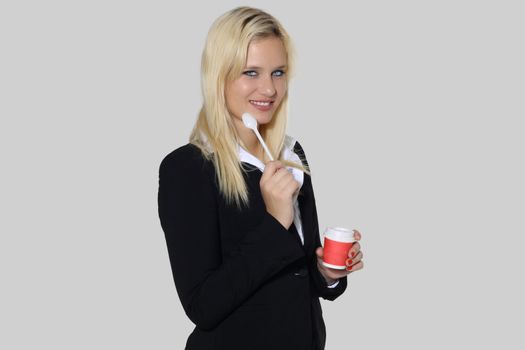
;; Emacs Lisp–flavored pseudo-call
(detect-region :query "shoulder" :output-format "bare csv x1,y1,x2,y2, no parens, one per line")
158,144,219,204
159,143,214,179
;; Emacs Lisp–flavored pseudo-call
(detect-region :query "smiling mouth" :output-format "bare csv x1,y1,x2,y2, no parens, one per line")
249,100,274,107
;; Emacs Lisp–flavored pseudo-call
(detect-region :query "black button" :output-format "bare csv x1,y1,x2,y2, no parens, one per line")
293,267,308,277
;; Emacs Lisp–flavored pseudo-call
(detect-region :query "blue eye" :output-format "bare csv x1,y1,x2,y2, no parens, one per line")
242,70,286,77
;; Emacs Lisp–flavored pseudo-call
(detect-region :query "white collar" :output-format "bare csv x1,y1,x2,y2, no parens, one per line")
199,131,304,190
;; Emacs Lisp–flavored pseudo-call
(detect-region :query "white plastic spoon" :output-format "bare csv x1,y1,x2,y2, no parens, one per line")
242,112,274,161
243,112,298,201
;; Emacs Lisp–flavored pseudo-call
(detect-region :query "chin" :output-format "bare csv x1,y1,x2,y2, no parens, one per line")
257,116,273,125
253,112,275,125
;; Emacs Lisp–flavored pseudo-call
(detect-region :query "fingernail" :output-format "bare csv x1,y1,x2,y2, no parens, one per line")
346,259,353,266
346,266,353,271
351,252,356,258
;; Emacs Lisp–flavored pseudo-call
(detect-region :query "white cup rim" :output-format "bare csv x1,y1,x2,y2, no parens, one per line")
324,227,355,242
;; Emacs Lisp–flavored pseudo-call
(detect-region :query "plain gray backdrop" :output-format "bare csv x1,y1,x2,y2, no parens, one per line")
1,0,524,349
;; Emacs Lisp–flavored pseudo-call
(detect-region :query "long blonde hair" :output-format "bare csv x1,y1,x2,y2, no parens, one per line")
189,6,310,210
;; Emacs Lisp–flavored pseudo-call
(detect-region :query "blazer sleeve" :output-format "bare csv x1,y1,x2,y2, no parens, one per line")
293,141,348,301
157,146,305,331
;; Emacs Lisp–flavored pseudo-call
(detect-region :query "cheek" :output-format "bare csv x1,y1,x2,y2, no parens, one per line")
236,81,256,97
228,83,255,106
275,80,288,98
227,83,246,104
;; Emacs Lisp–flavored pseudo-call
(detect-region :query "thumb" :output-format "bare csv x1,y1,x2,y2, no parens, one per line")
316,247,323,258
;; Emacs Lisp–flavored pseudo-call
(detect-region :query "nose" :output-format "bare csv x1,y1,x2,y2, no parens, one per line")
258,74,276,97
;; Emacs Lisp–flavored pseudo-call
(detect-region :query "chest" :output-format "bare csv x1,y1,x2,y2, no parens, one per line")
216,165,316,258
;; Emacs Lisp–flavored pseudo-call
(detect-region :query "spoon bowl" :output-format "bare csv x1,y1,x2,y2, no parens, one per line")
242,112,274,161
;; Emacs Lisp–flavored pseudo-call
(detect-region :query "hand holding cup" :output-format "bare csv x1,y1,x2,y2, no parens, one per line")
315,229,364,285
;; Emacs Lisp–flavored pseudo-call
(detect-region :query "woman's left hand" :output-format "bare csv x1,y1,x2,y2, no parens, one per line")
315,230,364,285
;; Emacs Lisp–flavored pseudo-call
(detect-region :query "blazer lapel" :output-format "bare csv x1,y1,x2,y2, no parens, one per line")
297,176,314,255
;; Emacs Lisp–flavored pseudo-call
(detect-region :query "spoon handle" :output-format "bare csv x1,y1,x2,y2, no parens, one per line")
253,128,274,161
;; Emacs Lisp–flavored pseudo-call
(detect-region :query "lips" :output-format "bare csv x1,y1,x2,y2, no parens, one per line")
249,100,274,106
249,100,274,111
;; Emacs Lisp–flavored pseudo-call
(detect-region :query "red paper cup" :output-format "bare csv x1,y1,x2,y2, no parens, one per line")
322,227,355,269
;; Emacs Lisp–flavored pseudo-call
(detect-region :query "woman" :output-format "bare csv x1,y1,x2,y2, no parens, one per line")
158,6,364,350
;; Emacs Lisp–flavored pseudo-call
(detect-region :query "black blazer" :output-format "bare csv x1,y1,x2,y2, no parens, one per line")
157,141,347,350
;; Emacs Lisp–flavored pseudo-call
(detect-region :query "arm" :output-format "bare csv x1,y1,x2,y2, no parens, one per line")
294,141,347,300
158,147,305,330
309,196,348,300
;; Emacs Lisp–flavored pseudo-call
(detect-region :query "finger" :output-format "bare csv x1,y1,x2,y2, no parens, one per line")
271,174,298,199
281,178,300,197
278,168,295,183
275,169,295,187
260,161,284,184
316,247,323,258
346,260,364,272
345,251,363,266
348,241,361,258
353,229,362,241
269,167,294,190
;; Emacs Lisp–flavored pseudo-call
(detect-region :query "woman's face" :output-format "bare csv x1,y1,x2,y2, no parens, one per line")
225,36,288,127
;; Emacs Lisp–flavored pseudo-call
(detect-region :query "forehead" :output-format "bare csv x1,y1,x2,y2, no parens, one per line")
245,36,287,67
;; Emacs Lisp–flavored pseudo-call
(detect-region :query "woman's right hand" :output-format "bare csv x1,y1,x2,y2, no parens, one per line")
259,161,301,230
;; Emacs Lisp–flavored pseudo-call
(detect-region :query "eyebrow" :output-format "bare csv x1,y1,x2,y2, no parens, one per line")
244,65,287,70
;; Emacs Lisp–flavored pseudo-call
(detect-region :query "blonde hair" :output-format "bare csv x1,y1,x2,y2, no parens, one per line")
189,6,310,209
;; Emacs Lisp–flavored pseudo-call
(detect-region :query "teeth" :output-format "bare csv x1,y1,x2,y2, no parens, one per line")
250,100,271,106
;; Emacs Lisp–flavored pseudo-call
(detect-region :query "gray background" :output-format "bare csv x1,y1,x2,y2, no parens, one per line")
1,0,524,349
